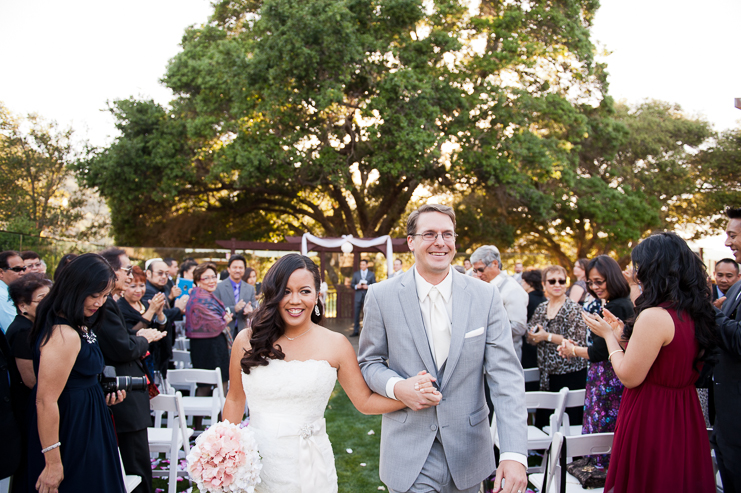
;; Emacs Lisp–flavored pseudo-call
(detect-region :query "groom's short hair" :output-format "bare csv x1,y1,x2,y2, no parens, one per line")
406,204,456,236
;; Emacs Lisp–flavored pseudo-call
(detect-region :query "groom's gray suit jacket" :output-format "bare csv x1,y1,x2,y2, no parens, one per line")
358,267,528,492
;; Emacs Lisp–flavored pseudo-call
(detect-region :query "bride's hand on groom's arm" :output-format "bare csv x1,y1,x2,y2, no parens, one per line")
394,371,442,411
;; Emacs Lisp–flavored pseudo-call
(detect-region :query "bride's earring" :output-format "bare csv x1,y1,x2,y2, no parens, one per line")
314,303,320,317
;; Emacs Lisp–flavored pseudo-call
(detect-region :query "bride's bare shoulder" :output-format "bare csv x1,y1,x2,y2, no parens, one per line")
234,327,252,351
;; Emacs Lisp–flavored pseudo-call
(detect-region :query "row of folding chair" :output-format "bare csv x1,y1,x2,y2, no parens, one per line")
529,431,614,493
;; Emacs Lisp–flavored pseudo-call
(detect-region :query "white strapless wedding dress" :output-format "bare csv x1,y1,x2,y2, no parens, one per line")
242,359,338,493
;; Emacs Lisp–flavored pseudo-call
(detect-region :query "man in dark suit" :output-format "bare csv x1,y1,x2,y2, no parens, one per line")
713,258,739,304
351,259,376,336
98,248,168,493
213,254,257,336
143,259,187,374
713,207,741,492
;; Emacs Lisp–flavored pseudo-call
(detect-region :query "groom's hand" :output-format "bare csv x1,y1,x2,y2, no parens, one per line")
394,372,442,411
493,460,527,493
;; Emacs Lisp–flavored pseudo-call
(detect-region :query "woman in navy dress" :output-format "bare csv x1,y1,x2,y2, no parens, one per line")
27,253,127,493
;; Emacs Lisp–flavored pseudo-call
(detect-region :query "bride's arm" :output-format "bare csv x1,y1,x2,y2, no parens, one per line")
223,328,251,424
335,333,441,415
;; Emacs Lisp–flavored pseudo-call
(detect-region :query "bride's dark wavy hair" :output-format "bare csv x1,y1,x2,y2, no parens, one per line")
241,254,323,374
624,232,718,368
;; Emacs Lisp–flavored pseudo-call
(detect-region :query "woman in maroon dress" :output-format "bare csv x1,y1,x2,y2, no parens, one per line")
583,232,717,492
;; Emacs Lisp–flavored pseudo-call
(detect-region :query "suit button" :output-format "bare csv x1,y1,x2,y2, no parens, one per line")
430,425,438,431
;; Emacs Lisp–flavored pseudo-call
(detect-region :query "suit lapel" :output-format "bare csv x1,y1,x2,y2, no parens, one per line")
723,282,741,318
440,271,470,391
398,271,438,378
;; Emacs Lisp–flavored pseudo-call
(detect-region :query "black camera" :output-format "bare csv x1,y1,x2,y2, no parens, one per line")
98,366,148,394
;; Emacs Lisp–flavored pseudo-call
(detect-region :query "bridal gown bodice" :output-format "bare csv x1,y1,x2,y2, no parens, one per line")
242,359,338,493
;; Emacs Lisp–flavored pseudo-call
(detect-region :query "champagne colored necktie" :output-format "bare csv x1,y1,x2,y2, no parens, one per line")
429,287,451,367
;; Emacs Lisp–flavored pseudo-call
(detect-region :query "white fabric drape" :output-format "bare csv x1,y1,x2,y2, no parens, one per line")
300,233,394,276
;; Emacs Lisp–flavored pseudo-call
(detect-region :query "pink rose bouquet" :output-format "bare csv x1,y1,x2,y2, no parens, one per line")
186,420,262,493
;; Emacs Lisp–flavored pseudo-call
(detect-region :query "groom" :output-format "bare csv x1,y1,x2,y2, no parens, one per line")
359,204,528,493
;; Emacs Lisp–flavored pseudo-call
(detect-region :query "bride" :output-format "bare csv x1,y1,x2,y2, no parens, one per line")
223,254,440,492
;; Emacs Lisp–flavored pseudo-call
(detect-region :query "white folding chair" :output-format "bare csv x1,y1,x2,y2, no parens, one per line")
171,349,192,370
118,448,142,493
544,389,586,438
530,432,613,493
166,368,225,428
525,387,569,473
174,337,189,351
524,367,540,384
148,392,193,493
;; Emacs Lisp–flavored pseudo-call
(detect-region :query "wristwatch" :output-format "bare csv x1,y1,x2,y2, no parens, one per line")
547,333,553,343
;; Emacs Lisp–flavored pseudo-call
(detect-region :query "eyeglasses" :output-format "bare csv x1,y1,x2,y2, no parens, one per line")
200,275,218,282
119,265,133,276
411,232,457,242
587,279,606,287
5,265,27,273
547,279,567,285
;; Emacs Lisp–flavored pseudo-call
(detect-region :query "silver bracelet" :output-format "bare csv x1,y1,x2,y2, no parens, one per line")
42,442,61,454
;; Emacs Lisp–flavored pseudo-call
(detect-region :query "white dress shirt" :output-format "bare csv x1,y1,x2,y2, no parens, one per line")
491,272,528,360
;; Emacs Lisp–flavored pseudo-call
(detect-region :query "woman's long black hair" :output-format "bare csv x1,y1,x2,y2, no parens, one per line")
30,253,117,347
585,255,630,301
241,254,323,374
624,232,718,367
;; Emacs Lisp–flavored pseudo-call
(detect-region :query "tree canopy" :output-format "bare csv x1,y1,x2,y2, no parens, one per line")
78,0,607,247
0,103,106,240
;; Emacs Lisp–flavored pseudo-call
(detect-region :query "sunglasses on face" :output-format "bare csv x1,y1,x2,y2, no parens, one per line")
547,279,567,285
5,265,27,273
119,265,133,276
587,279,606,287
474,267,486,273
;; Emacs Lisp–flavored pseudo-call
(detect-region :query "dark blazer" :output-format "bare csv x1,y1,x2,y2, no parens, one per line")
712,284,725,302
0,329,22,479
351,269,376,302
97,298,151,433
714,280,741,448
213,278,257,333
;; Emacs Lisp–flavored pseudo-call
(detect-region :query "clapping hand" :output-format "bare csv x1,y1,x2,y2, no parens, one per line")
714,296,726,309
235,299,247,313
581,309,624,341
137,328,167,343
557,338,577,359
174,295,188,312
243,301,254,315
149,292,166,313
224,311,234,324
170,286,182,300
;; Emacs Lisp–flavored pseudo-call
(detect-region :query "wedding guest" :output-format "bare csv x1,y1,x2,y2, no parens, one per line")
713,258,739,305
471,245,528,359
0,327,23,490
520,269,546,390
213,255,257,336
0,251,26,333
351,259,375,336
583,232,716,492
163,257,178,291
567,258,590,305
185,262,233,394
712,206,741,491
526,265,588,428
558,255,633,469
97,255,166,493
27,253,127,493
178,260,198,280
464,258,474,276
6,274,52,390
53,254,77,282
20,251,44,274
143,259,186,374
512,260,524,282
391,258,405,278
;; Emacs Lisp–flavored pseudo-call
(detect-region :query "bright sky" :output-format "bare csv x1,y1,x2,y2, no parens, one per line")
1,0,738,258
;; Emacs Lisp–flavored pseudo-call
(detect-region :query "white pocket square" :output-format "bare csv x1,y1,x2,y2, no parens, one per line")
464,327,485,338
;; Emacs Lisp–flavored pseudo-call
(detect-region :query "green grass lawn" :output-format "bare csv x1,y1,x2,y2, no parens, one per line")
151,382,386,492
